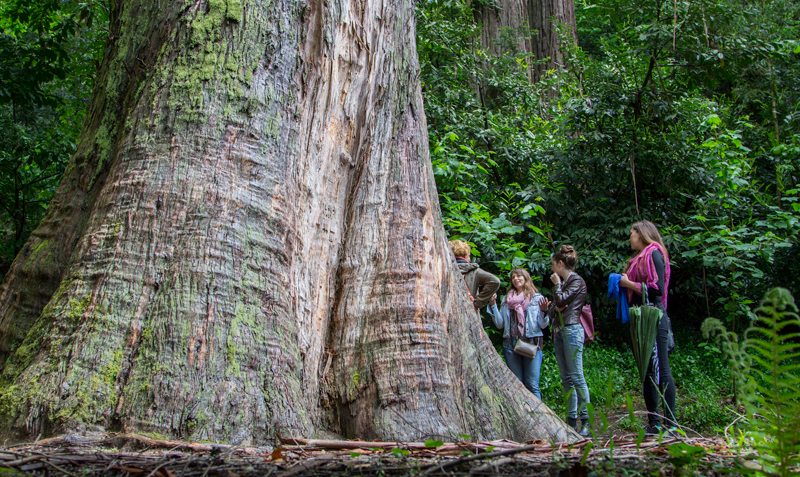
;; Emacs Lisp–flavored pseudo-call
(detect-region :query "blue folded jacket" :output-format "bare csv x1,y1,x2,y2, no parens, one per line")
608,273,630,324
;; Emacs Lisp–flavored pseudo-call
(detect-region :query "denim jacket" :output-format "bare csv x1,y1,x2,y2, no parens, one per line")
487,292,550,339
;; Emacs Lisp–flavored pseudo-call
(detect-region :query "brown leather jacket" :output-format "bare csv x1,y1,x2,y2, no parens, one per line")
548,272,587,329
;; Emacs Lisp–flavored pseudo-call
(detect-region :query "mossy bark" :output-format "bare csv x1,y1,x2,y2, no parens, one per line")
0,0,575,444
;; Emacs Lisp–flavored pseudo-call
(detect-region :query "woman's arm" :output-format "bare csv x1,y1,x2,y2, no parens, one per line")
620,250,665,296
537,297,550,329
473,269,501,309
619,274,640,291
647,250,666,299
486,295,504,330
527,295,550,331
552,276,583,307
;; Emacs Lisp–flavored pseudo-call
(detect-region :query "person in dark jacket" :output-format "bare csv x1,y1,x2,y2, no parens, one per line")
619,220,677,435
539,245,591,437
449,240,500,310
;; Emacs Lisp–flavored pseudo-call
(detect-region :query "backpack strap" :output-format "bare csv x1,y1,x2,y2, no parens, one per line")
462,270,476,304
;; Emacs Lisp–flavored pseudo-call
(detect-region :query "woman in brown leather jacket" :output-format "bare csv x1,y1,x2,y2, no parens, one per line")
539,245,592,437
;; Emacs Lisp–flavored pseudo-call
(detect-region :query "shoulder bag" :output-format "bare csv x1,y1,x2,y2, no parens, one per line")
513,337,537,358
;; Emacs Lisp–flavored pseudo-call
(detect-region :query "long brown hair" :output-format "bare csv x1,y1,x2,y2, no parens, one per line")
506,268,538,298
625,220,669,272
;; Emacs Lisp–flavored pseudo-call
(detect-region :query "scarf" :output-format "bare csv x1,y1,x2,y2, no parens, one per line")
607,273,630,324
506,289,530,338
626,242,671,309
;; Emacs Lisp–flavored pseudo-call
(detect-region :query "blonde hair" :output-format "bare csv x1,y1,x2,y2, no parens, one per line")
448,239,471,258
507,268,538,298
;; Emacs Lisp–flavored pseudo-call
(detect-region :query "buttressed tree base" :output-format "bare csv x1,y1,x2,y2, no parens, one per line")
0,0,574,445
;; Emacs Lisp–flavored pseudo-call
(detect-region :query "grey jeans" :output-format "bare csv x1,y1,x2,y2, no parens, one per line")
553,324,591,420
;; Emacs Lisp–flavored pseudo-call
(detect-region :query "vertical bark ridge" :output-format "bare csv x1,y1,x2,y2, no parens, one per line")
0,0,315,442
325,0,574,441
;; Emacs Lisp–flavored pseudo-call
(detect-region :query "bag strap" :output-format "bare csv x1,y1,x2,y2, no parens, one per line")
463,271,475,304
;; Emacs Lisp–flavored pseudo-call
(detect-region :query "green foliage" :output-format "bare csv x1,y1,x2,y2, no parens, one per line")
418,0,800,351
391,447,411,457
744,289,800,476
0,0,107,274
669,339,731,431
540,341,636,418
704,288,800,476
538,335,732,433
666,442,708,470
418,0,556,284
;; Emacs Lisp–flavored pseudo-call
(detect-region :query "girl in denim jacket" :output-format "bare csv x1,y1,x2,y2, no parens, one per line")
487,268,550,399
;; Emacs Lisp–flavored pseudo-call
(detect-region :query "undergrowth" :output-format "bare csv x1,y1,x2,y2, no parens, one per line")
703,287,800,476
485,288,800,475
533,333,733,435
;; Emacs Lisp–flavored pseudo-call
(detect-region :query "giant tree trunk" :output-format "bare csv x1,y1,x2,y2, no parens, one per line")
473,0,576,83
0,0,574,444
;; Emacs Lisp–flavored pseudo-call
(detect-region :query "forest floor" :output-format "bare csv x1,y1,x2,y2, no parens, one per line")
0,431,752,476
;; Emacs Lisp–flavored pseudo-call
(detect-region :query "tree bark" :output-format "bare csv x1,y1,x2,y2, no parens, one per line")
0,0,575,445
529,0,577,83
473,0,532,57
473,0,576,83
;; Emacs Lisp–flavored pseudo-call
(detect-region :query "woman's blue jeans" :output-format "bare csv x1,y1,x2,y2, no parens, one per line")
502,340,543,400
553,324,591,420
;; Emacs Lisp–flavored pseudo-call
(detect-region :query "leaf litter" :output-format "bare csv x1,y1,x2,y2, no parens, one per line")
0,432,746,476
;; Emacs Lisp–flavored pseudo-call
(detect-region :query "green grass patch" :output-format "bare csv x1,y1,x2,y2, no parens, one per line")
529,331,734,435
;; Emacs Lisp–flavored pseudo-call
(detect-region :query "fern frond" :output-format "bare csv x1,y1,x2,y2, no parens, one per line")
701,317,753,402
742,288,800,477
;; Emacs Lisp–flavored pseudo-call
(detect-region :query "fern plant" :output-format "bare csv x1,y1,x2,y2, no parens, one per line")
703,288,800,477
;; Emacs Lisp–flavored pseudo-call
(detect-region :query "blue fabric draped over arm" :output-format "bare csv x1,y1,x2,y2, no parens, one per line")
608,273,630,324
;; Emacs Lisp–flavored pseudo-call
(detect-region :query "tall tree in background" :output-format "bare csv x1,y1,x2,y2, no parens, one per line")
472,0,576,82
0,0,573,444
473,0,532,56
528,0,576,82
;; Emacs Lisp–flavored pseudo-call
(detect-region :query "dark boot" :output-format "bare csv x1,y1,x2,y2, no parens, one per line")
579,419,593,438
567,417,578,430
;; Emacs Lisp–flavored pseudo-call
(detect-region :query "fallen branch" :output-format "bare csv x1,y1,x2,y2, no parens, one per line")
415,439,590,477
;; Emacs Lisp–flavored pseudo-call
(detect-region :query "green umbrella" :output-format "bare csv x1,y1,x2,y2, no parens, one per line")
629,283,662,383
